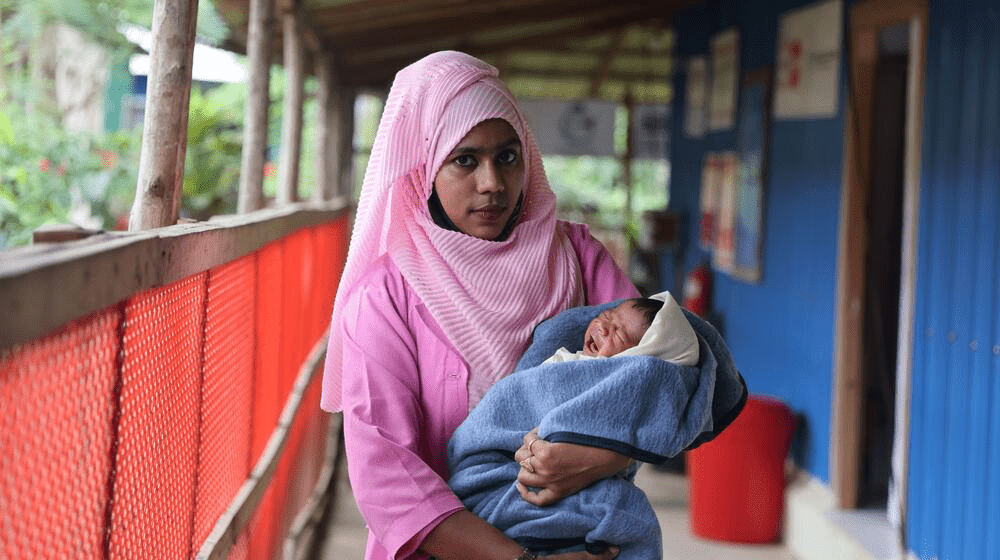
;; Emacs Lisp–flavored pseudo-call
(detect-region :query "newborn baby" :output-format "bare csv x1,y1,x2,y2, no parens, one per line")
544,291,699,366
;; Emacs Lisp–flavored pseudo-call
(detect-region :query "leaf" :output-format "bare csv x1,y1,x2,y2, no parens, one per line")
0,109,14,146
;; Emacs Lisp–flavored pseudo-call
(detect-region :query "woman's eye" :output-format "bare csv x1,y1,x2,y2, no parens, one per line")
497,150,518,165
454,155,476,167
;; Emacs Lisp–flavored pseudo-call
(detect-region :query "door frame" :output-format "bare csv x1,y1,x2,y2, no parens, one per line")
831,0,927,529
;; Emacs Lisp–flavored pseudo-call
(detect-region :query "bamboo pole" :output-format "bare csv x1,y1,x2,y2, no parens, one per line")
237,0,274,213
276,6,305,205
129,0,199,230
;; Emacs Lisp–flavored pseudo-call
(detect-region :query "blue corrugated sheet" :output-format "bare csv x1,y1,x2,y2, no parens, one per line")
908,2,1000,559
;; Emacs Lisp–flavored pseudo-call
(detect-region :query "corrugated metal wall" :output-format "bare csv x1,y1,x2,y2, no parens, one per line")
907,2,1000,559
668,0,844,481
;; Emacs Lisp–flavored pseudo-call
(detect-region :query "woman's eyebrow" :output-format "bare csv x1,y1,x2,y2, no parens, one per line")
451,136,521,155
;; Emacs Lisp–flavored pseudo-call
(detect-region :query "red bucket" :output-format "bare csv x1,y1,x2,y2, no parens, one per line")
687,394,797,543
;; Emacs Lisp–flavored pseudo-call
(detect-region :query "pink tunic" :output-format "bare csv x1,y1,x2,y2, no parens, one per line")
339,222,639,560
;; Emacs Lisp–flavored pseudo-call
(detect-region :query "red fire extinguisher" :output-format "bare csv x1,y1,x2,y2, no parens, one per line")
682,261,711,317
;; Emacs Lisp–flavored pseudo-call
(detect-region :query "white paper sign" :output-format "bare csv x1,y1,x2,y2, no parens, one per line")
774,0,843,119
709,27,740,131
684,56,709,138
517,99,617,157
631,103,671,160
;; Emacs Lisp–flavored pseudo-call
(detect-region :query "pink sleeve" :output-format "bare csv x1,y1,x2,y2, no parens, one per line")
339,270,464,559
563,221,640,304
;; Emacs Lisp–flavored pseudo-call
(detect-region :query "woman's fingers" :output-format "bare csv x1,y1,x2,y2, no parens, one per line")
515,481,559,506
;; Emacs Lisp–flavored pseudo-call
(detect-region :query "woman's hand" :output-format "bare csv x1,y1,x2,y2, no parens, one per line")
513,428,632,506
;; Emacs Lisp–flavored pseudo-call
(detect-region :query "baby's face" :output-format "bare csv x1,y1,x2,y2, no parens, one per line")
582,302,649,357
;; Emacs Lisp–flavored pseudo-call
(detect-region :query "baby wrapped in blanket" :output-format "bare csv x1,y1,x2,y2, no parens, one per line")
447,291,747,559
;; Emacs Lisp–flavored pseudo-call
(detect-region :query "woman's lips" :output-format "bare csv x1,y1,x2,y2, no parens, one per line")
472,205,506,221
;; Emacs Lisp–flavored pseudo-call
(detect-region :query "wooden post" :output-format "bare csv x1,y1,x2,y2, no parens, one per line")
237,0,274,213
337,87,356,200
312,51,336,202
129,0,199,230
276,6,305,205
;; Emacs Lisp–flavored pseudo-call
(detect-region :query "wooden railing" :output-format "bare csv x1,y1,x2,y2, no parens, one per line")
0,201,351,560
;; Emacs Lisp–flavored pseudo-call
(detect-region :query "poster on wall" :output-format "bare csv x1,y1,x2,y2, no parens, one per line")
518,99,617,156
684,55,709,138
774,0,842,119
709,27,740,131
732,68,772,284
712,152,739,273
631,103,671,160
699,153,721,249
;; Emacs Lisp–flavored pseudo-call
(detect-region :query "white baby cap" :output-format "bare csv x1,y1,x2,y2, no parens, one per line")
615,291,700,366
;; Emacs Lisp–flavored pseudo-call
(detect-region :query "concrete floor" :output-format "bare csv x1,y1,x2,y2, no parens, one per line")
319,461,799,560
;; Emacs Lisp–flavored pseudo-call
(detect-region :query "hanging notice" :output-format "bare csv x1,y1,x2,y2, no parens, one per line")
712,152,739,273
699,153,722,249
774,0,842,119
709,28,740,131
631,103,671,160
517,99,617,157
684,56,709,138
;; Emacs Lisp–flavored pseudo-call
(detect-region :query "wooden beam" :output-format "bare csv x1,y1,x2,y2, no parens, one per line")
277,5,306,205
329,2,651,53
342,11,656,87
129,0,199,230
237,0,274,213
0,202,350,351
313,0,652,35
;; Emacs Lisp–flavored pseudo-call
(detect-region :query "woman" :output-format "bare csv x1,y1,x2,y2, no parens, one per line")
321,51,640,560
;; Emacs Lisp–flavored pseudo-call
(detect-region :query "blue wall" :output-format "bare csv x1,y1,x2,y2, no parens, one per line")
669,0,847,481
907,2,1000,559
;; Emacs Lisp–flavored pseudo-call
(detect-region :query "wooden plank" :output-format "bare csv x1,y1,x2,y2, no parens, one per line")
282,414,343,560
194,334,329,560
0,202,350,351
238,0,274,213
129,0,199,230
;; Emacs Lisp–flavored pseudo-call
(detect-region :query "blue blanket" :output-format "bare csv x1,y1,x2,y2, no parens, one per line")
447,300,747,558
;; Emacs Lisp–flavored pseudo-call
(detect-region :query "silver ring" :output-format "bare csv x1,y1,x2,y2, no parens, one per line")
519,457,535,473
528,437,538,454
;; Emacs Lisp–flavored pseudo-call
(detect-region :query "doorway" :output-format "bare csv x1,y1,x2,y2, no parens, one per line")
857,22,908,509
832,0,927,524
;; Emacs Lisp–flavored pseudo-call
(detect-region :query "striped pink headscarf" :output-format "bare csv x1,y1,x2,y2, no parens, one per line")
321,51,584,412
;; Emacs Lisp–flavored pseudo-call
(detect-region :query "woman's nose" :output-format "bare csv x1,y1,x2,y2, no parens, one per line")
476,163,504,193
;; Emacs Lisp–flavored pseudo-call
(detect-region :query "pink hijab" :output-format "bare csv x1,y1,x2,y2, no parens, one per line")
322,51,584,412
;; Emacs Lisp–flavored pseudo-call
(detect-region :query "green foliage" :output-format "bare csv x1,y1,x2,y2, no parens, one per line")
0,108,13,145
544,155,669,230
182,83,245,219
0,108,141,247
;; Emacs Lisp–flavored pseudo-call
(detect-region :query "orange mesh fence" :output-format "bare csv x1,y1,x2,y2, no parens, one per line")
0,214,349,560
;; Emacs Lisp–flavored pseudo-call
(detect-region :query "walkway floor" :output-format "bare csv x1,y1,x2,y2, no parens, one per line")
319,460,799,560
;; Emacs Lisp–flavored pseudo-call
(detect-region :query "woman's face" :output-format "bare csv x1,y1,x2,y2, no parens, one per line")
433,118,525,240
